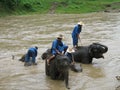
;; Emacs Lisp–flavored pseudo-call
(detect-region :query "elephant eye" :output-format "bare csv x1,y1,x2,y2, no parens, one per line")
93,49,97,52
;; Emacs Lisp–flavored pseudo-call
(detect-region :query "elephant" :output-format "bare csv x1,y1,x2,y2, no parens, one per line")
41,49,82,72
116,85,120,90
41,49,70,89
73,43,108,64
115,76,120,90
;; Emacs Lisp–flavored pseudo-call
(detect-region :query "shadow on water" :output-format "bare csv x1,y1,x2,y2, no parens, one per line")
0,12,120,90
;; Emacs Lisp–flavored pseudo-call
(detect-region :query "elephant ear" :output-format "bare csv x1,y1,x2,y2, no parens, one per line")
90,43,103,53
88,44,96,57
88,45,93,57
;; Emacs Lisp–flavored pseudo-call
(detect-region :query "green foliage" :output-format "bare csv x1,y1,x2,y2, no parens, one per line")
0,0,21,10
0,0,120,16
54,0,120,13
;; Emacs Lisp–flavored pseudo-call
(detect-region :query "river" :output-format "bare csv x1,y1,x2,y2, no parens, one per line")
0,12,120,90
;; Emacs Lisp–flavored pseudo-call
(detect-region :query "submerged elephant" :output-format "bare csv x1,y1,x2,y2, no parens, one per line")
115,76,120,90
19,54,26,62
41,49,70,89
73,43,108,64
116,76,120,80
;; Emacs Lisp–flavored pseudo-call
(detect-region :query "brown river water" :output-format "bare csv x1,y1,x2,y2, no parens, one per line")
0,12,120,90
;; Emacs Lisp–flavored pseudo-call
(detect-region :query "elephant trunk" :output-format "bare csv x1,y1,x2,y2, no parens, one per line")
100,44,108,53
64,70,70,89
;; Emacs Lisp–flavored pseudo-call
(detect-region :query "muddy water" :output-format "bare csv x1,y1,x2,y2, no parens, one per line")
0,13,120,90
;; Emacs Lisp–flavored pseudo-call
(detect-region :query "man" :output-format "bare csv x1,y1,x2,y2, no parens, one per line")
47,34,68,65
72,21,84,49
24,46,38,66
65,47,75,65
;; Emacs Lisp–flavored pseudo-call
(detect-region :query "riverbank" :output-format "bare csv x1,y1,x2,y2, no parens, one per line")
0,0,120,17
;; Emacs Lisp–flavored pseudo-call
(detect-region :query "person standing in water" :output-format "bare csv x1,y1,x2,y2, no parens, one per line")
72,21,84,50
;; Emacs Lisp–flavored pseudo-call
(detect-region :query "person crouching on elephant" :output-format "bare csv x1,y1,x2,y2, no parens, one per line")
72,21,84,50
65,47,75,65
24,46,38,66
47,34,68,65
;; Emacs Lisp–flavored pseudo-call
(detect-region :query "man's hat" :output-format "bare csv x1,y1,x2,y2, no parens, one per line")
67,47,75,53
78,21,84,26
57,34,64,39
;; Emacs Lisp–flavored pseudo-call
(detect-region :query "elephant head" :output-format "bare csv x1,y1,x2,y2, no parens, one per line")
89,43,108,59
55,55,70,70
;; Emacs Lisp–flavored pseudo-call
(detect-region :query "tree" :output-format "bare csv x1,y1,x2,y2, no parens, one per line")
0,0,20,10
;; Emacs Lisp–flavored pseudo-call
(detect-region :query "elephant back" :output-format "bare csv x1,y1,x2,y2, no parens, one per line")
41,49,52,60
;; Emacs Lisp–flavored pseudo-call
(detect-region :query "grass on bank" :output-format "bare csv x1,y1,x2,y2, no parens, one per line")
55,0,120,13
0,0,120,17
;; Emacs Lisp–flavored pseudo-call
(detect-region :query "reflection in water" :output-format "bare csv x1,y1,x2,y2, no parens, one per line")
0,13,120,90
82,64,105,78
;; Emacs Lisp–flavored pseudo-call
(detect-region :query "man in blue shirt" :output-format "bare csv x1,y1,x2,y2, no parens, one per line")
24,46,38,66
72,22,84,49
65,47,75,65
47,34,68,65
